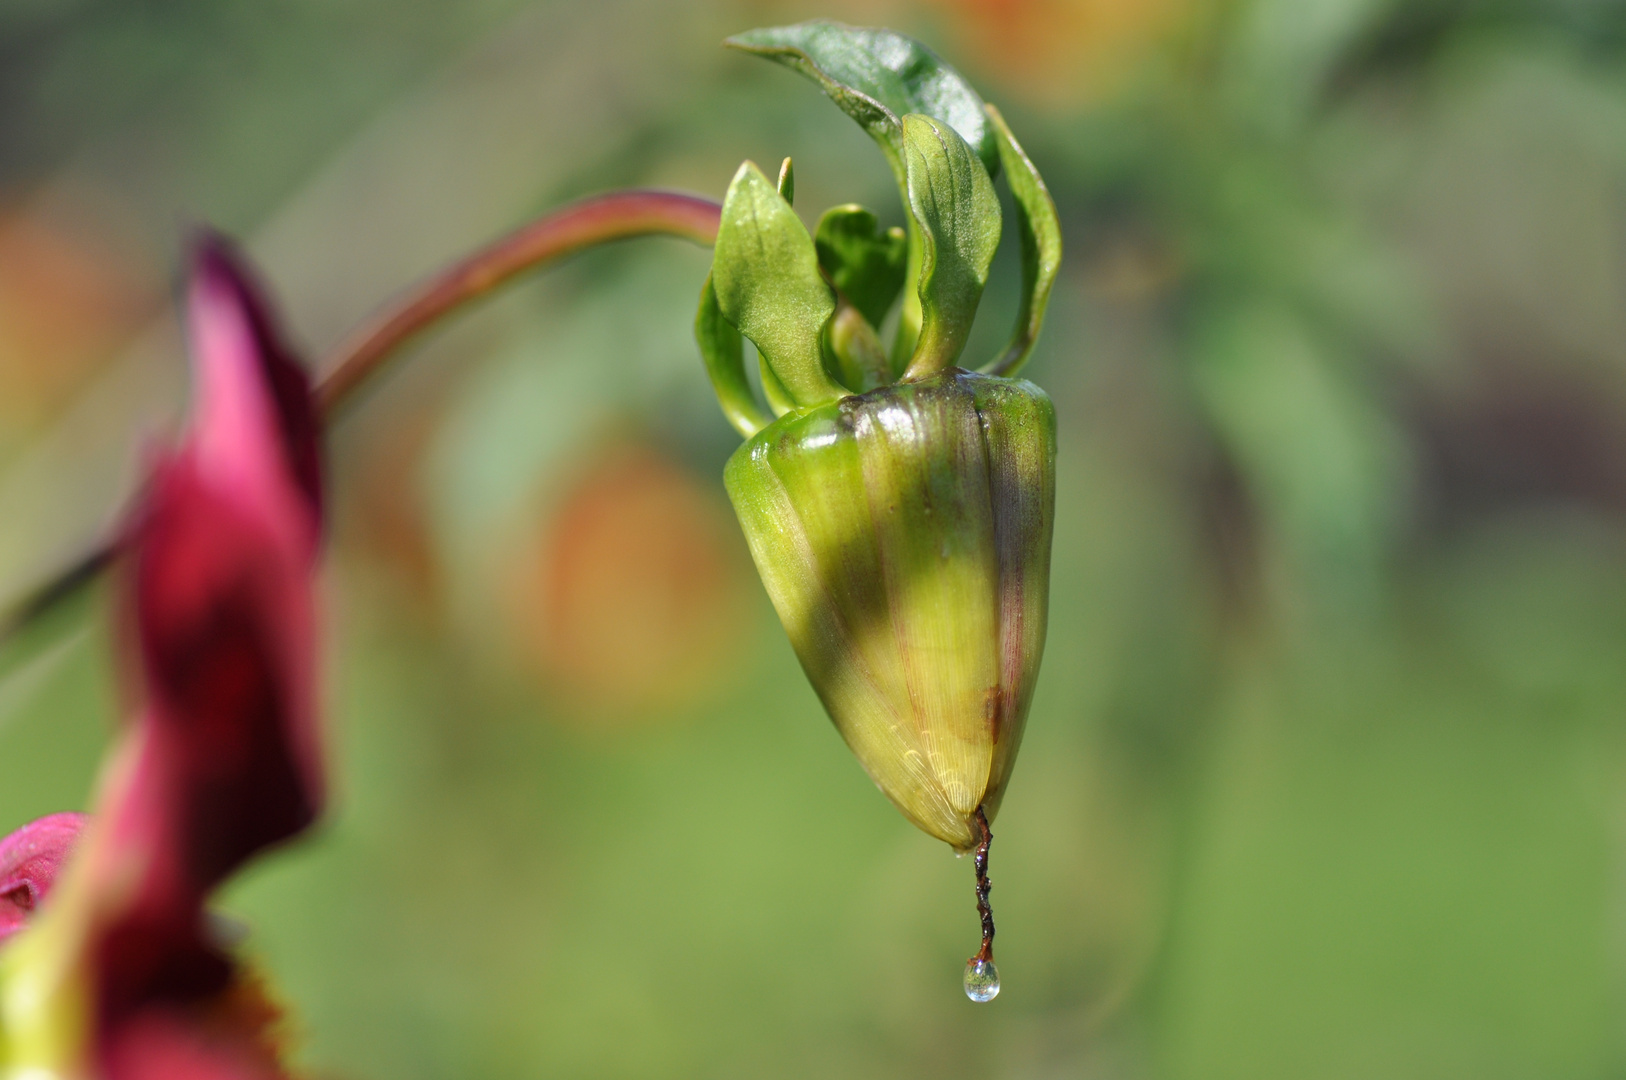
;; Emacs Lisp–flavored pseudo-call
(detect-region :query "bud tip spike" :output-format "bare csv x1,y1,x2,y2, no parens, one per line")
777,157,795,205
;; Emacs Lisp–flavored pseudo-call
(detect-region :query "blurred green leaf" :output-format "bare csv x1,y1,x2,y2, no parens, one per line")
1187,302,1407,595
983,104,1061,379
901,114,1001,378
694,274,769,438
814,204,908,331
712,160,845,406
1223,0,1395,137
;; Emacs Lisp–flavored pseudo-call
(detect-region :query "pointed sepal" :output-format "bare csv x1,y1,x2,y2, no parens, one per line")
901,115,1002,379
712,161,848,406
982,105,1061,378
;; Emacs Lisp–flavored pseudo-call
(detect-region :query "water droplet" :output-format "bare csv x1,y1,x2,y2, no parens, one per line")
963,957,1000,1002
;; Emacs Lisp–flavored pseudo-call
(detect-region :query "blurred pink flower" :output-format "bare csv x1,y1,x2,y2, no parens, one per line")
0,233,324,1080
0,813,88,944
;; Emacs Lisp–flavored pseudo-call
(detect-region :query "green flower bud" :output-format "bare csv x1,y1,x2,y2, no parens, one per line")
725,369,1055,851
694,19,1064,994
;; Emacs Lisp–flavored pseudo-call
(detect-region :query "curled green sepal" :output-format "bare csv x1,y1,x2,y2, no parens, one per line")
726,21,998,186
902,114,1002,380
695,274,771,437
712,160,847,407
982,105,1061,379
815,205,908,331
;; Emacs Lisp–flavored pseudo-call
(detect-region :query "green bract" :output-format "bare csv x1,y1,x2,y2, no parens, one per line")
712,161,846,408
901,113,1001,378
699,21,1062,849
814,205,907,333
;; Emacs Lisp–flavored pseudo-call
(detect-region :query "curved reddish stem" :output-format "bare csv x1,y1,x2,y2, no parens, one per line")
0,190,723,644
318,189,721,412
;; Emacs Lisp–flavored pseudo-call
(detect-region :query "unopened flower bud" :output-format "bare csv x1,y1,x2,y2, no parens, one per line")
726,368,1054,850
703,20,1062,986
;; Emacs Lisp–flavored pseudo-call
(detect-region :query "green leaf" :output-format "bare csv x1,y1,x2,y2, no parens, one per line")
712,160,847,407
900,114,1001,378
727,21,999,187
728,22,1003,375
695,274,771,437
1187,300,1406,599
983,104,1061,378
814,205,908,331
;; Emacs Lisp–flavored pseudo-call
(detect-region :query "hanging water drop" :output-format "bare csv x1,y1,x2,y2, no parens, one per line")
964,957,1000,1002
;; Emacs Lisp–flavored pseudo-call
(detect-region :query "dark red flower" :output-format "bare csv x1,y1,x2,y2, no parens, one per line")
0,233,323,1080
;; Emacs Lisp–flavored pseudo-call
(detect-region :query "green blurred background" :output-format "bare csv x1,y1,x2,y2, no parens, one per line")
5,0,1626,1076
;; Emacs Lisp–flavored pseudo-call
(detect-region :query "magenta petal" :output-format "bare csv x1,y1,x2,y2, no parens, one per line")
0,812,88,943
85,237,323,1053
0,234,322,1080
104,1008,287,1080
188,232,323,530
132,458,320,877
104,454,319,1024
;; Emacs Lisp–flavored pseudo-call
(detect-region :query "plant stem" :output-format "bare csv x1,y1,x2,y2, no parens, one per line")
318,190,720,412
0,189,723,645
972,806,995,963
